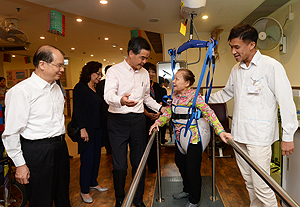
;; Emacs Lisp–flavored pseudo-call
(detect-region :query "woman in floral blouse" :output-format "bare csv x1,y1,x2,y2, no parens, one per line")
150,69,233,207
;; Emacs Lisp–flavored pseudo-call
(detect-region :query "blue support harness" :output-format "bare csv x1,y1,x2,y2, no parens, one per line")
166,39,217,154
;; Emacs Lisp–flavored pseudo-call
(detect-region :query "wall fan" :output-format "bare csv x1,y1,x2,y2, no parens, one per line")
252,17,283,51
0,18,28,44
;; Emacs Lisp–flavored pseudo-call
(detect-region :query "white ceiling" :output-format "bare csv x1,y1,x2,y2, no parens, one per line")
0,0,297,64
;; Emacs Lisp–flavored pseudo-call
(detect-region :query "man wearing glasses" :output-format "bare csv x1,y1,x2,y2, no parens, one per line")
2,45,71,207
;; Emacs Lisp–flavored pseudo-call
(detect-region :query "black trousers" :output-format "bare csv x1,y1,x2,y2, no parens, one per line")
145,115,157,173
108,113,146,204
21,135,71,207
175,142,203,204
80,128,103,193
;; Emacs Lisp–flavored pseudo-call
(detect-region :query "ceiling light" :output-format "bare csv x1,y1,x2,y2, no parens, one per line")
71,47,75,50
104,37,109,40
40,36,45,39
112,44,117,48
113,63,115,64
12,55,16,58
202,15,208,19
91,54,94,57
100,0,108,4
103,59,106,61
76,18,83,22
120,48,123,51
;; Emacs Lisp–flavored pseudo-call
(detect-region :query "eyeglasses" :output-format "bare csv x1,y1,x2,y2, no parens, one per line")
49,63,65,70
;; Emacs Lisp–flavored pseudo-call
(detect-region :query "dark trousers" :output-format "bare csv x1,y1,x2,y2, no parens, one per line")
175,142,202,204
108,113,146,204
145,116,157,173
21,135,71,207
80,128,103,193
160,125,167,144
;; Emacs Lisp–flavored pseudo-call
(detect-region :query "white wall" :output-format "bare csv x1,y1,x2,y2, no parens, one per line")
263,1,300,87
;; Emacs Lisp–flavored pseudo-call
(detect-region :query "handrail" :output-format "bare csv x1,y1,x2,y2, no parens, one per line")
228,139,300,207
122,130,158,207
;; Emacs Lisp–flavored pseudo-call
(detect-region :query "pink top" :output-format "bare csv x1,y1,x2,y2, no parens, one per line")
156,87,225,144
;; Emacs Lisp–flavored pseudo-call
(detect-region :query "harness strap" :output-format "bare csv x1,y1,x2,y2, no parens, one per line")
172,113,202,120
205,51,216,103
184,41,216,136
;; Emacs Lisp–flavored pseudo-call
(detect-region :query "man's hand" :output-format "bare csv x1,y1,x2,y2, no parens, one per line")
152,113,160,121
15,164,30,184
281,141,294,156
121,93,138,107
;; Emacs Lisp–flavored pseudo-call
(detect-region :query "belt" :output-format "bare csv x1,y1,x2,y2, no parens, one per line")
20,134,65,143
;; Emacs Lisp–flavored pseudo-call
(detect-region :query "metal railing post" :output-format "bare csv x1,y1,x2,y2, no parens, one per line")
155,131,165,203
210,131,218,201
122,131,157,207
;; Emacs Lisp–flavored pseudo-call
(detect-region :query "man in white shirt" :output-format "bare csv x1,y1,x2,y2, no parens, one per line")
2,45,71,207
209,23,298,207
104,37,165,207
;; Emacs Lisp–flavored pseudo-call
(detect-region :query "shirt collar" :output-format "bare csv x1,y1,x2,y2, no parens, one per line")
31,72,56,90
123,58,141,73
239,50,261,69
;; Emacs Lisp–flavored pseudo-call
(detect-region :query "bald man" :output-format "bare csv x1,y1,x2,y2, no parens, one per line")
2,45,71,207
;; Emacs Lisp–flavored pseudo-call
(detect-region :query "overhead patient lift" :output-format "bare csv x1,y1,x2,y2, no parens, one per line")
164,12,218,154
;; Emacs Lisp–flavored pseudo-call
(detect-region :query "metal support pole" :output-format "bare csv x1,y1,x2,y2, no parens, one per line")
122,131,157,207
210,131,219,201
155,131,165,203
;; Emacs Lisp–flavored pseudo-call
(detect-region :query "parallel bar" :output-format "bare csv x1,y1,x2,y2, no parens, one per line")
228,139,300,207
211,131,217,201
122,130,158,207
155,131,165,202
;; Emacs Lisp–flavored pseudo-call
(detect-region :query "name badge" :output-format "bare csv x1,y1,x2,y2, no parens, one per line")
248,85,260,93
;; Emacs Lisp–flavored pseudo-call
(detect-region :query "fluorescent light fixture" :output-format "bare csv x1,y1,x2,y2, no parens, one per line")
100,0,108,4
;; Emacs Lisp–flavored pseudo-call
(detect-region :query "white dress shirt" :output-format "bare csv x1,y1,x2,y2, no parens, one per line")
209,50,297,146
104,59,161,114
2,72,65,167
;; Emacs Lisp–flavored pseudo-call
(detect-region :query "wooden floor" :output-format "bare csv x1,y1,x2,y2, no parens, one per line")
23,142,283,207
67,144,251,207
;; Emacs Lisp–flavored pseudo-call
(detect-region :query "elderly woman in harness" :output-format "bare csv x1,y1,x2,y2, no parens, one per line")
149,69,233,207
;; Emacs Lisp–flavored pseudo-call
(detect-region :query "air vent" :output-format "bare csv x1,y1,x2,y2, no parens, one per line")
145,31,162,54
